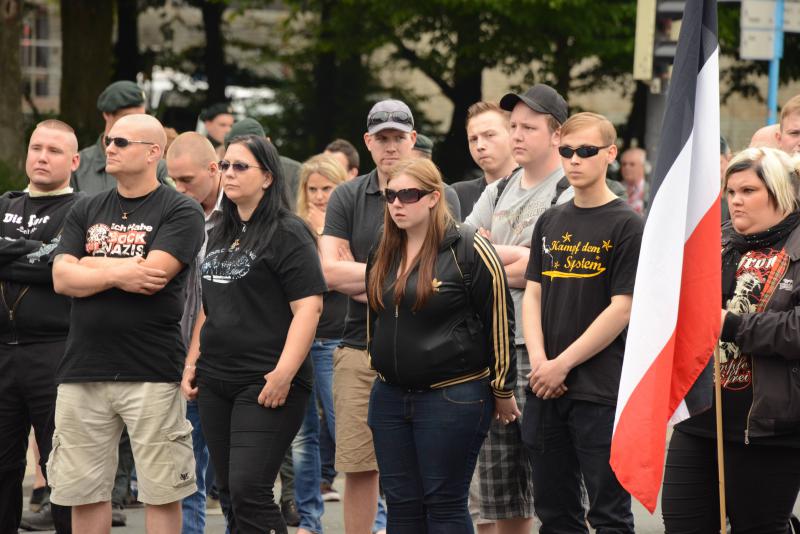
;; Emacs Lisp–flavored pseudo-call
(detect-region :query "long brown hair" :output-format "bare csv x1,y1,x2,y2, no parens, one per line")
367,158,454,311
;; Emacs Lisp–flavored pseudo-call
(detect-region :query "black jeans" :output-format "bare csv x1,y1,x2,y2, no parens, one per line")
0,341,71,534
522,393,634,534
662,429,800,534
197,376,308,534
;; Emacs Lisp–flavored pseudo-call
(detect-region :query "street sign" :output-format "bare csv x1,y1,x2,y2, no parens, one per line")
741,28,777,59
741,0,777,29
786,0,800,32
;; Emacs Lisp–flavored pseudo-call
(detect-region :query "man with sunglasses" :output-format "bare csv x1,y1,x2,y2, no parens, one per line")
72,81,170,195
49,113,205,534
320,99,460,534
463,84,567,534
522,112,641,533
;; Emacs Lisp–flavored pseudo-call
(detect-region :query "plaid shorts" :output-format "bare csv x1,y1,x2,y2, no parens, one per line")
478,347,536,520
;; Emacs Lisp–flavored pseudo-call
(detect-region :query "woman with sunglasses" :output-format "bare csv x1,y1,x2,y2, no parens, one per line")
662,147,800,533
366,158,518,533
183,135,327,534
291,154,349,534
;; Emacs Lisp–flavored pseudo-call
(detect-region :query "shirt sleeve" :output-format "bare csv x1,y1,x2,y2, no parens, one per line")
471,232,517,398
464,184,496,230
150,196,205,265
525,216,546,282
608,213,644,296
273,218,329,301
323,184,354,241
53,197,89,260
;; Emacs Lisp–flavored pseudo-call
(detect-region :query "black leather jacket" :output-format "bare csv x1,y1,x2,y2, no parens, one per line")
367,224,516,398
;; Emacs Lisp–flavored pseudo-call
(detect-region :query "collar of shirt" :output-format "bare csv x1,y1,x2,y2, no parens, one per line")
365,169,381,195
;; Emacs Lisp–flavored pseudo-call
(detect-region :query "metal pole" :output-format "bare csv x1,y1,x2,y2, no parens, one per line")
767,0,785,124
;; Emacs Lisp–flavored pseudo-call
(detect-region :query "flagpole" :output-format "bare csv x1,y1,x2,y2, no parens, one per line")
713,344,726,533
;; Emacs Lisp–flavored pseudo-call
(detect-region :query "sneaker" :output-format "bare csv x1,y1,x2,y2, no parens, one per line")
28,486,49,512
281,499,301,527
19,503,54,531
320,482,341,502
206,495,223,516
112,504,127,527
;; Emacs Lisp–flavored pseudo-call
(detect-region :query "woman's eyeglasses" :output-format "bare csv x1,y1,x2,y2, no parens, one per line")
384,188,433,204
219,161,265,173
557,145,611,159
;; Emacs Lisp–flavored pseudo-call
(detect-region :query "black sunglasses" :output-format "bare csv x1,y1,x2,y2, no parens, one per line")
558,145,611,159
384,188,433,204
219,160,265,173
104,136,155,148
367,111,414,129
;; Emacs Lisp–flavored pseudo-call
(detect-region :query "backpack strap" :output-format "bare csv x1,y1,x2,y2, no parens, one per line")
551,176,571,206
492,167,522,209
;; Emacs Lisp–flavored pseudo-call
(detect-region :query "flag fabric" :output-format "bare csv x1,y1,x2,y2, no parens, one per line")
610,0,722,513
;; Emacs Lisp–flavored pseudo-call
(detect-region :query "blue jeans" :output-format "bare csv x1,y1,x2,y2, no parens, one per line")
182,400,210,534
368,378,493,534
311,339,338,485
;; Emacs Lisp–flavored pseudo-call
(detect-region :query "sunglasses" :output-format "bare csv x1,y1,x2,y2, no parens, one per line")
384,187,433,204
558,145,611,159
104,136,155,148
367,111,414,129
218,160,265,173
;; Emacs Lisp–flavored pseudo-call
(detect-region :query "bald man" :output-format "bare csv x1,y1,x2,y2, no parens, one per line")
749,124,780,149
619,148,649,215
50,114,205,534
166,133,223,534
0,120,81,533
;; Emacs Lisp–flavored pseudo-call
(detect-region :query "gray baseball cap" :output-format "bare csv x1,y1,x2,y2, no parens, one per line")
367,100,414,134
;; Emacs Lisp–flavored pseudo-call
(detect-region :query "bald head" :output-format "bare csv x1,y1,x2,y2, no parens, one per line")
749,124,780,149
113,114,168,152
167,132,218,166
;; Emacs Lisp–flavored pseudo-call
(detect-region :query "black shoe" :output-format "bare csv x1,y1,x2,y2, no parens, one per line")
112,504,127,527
281,499,300,527
28,486,49,512
19,503,54,531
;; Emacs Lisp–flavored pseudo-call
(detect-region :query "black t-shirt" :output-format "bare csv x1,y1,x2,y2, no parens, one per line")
451,176,487,222
199,216,327,389
678,242,800,446
526,198,643,406
317,291,347,339
54,185,205,383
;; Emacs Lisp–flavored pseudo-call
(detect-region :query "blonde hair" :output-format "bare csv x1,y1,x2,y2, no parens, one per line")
367,158,454,311
780,94,800,129
560,112,617,146
724,147,800,215
296,154,349,221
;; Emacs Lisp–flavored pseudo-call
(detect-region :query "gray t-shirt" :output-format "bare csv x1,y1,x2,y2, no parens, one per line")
465,167,564,344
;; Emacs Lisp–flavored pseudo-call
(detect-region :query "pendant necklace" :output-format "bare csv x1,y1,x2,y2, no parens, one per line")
116,185,159,221
229,223,247,252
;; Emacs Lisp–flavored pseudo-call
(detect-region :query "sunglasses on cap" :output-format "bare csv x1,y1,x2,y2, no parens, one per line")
218,160,266,173
558,145,611,159
104,136,155,148
367,111,414,129
384,187,433,204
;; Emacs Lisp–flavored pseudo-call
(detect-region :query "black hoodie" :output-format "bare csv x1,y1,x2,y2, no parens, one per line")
0,190,79,343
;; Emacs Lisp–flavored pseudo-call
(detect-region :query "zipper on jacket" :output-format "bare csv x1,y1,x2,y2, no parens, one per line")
0,283,29,346
744,355,755,445
393,304,400,382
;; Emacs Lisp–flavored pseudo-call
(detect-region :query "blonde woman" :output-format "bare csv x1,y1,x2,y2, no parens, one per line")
366,158,518,532
293,154,348,534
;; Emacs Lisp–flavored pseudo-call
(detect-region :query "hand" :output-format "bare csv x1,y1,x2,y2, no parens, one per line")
181,366,198,400
258,368,292,409
478,227,492,240
307,203,326,233
111,260,168,295
530,358,569,399
494,395,521,425
338,244,354,262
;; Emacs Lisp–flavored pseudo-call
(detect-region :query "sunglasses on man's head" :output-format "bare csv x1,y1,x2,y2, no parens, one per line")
367,111,414,129
218,160,265,173
104,136,155,148
558,145,611,159
384,188,433,204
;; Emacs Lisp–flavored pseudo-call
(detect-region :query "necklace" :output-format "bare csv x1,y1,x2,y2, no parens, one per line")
116,185,159,221
229,223,247,251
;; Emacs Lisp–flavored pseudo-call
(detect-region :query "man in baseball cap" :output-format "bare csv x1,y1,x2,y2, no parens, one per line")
72,81,169,195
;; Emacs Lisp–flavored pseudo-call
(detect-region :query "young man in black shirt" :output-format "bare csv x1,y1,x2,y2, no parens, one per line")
521,113,642,533
50,114,204,534
0,120,80,533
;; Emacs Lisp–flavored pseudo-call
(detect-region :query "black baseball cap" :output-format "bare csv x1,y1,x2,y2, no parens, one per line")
499,84,568,125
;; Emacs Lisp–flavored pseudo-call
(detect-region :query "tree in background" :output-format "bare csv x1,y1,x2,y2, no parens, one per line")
0,0,24,189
